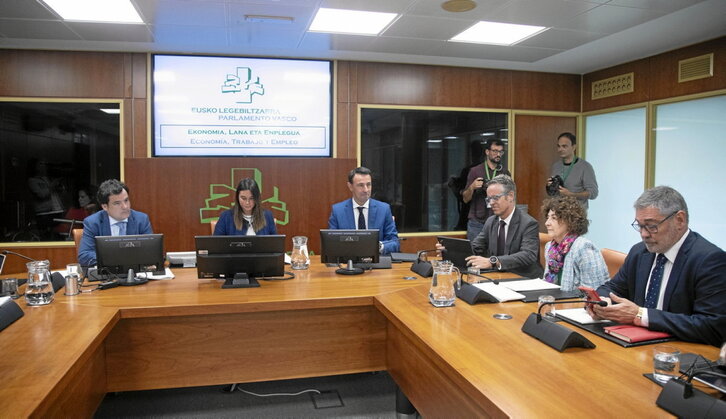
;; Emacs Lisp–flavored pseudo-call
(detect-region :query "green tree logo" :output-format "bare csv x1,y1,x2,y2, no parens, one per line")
221,67,265,103
200,168,288,225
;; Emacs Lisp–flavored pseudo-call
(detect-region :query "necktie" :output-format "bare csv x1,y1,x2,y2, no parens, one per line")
497,220,506,256
357,207,366,230
117,221,127,236
644,254,667,308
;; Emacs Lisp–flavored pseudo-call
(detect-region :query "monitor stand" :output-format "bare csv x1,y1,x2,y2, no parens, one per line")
222,273,260,288
335,260,364,275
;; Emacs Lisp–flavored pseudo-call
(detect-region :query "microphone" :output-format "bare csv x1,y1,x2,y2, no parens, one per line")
2,250,36,262
416,249,438,260
536,299,607,321
411,249,438,278
682,369,726,398
465,270,499,285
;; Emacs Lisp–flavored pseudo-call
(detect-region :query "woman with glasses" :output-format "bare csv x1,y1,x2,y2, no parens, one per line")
213,178,277,236
541,195,608,291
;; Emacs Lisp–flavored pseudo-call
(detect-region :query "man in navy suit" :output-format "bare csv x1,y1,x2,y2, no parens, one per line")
78,179,153,266
591,186,726,346
328,167,400,255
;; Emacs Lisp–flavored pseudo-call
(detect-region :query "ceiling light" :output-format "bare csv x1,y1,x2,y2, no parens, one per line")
427,139,443,143
451,21,546,46
444,136,458,140
309,8,397,36
480,132,495,136
42,0,143,24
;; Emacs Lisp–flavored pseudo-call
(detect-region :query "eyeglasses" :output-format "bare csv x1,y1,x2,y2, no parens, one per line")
488,149,505,155
239,196,255,203
631,211,678,233
485,193,507,204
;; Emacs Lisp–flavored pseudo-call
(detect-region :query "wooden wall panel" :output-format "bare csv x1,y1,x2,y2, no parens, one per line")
582,58,651,112
511,71,581,112
583,36,726,112
1,246,77,274
132,99,148,158
514,115,576,226
431,66,512,108
648,36,726,102
124,158,356,253
0,50,127,98
355,63,436,105
132,53,147,99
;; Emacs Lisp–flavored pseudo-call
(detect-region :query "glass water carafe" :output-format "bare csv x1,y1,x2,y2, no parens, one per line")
290,236,310,270
25,260,55,306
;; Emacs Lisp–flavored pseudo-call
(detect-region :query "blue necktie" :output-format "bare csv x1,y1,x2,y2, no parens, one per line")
117,221,127,236
644,254,667,308
357,207,366,230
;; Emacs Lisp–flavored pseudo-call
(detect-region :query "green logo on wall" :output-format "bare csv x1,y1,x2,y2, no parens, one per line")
199,168,288,226
221,67,265,104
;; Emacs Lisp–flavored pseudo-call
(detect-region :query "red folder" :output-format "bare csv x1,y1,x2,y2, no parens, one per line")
603,325,672,343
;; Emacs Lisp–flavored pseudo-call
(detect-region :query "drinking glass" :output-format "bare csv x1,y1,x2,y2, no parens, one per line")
653,345,680,384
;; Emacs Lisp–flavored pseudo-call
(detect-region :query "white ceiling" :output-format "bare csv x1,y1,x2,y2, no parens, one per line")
1,0,724,74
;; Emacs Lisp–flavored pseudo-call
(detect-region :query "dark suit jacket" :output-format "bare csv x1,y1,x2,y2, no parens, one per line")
213,209,277,236
328,198,400,254
471,208,543,278
78,209,153,267
598,231,726,346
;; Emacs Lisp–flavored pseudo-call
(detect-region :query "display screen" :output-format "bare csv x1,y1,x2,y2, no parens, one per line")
152,55,332,157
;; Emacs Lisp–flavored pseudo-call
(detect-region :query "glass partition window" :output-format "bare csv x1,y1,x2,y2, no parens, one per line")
654,95,726,250
0,101,121,243
586,107,646,253
361,108,508,233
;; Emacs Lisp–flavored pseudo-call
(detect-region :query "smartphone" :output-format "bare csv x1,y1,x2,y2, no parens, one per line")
578,285,602,303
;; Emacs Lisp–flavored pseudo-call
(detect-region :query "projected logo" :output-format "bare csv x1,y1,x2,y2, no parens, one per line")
221,67,265,103
199,168,288,226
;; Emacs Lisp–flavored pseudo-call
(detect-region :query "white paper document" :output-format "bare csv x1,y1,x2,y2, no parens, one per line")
500,278,560,292
139,268,175,280
473,282,525,302
556,308,611,324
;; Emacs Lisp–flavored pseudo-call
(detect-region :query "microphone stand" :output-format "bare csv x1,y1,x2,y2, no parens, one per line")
521,299,598,352
656,368,726,416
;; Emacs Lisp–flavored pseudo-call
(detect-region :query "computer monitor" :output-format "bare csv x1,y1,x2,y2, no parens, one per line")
95,234,165,276
195,235,285,288
320,229,379,275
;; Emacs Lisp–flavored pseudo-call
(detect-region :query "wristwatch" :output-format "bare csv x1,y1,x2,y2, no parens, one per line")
489,256,499,270
634,307,645,326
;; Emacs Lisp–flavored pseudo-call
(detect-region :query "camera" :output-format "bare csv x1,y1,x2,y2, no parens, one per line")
547,175,564,196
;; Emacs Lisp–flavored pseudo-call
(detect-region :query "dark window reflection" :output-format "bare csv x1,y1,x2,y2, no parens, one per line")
361,108,508,233
0,102,120,242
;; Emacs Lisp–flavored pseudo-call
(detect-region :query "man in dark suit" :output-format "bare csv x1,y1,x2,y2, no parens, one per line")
591,186,726,346
462,174,543,278
78,179,153,266
328,167,400,255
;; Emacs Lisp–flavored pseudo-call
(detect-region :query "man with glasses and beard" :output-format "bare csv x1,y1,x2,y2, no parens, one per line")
440,175,543,278
462,138,511,241
590,186,726,346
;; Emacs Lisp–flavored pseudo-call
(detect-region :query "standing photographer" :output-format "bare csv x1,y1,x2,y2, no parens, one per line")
547,132,598,208
462,138,511,241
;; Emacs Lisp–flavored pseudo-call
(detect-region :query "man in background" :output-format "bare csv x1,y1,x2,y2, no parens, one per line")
548,132,598,208
590,186,726,346
78,179,153,266
439,175,542,278
462,138,511,241
328,167,400,255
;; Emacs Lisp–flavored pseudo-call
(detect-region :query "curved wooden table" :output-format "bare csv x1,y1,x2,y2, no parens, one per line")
0,260,718,417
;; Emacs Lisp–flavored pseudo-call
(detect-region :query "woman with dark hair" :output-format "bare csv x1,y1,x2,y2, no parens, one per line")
214,178,277,236
541,195,608,291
